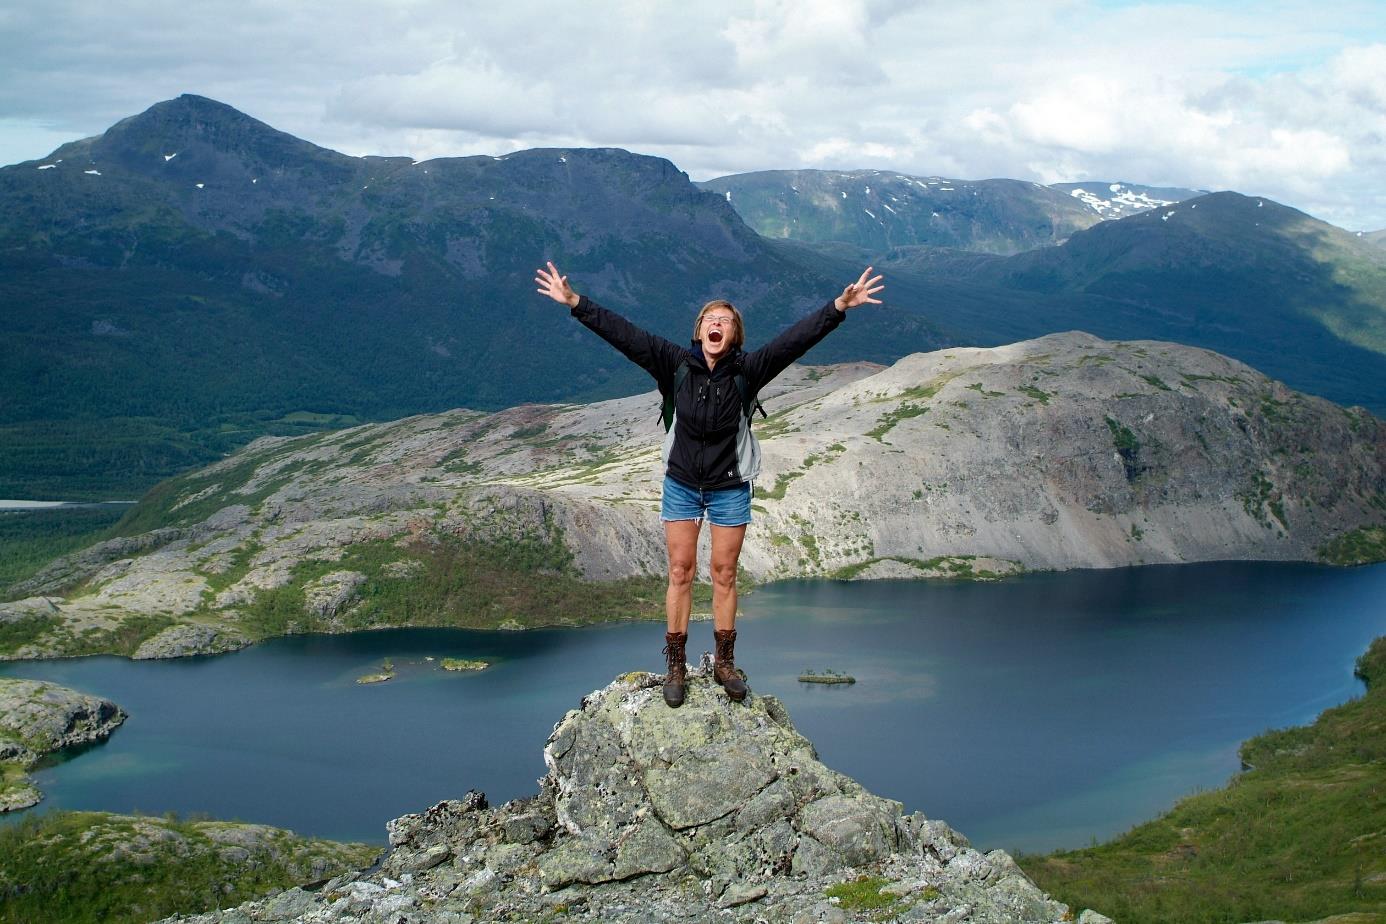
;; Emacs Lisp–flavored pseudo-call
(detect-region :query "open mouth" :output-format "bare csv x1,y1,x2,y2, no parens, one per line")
708,331,724,344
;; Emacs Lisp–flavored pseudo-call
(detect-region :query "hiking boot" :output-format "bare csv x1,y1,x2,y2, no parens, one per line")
713,628,748,702
662,631,688,708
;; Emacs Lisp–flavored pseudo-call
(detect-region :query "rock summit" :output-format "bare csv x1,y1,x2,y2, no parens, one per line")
165,667,1084,922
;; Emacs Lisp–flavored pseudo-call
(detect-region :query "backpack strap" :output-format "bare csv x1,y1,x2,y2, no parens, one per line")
732,372,767,422
660,360,766,432
660,360,690,432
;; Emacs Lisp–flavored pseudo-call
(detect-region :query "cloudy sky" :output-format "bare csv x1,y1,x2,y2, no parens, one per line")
3,0,1385,229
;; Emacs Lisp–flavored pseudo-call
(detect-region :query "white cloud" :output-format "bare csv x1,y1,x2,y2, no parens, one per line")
1,0,1385,228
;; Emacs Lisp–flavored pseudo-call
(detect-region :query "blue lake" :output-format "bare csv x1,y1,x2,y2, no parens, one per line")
3,561,1384,854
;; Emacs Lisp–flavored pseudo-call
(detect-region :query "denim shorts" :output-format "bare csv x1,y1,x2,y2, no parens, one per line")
660,475,752,527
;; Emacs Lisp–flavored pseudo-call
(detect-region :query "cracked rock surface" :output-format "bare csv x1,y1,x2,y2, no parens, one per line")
160,669,1082,923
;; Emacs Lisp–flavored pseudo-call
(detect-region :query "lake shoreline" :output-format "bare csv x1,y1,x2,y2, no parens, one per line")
5,557,1374,664
2,560,1382,857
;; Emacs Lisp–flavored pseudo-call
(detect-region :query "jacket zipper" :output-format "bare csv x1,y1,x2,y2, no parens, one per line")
696,379,708,486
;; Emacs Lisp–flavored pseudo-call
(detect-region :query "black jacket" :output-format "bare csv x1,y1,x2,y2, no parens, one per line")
571,295,846,490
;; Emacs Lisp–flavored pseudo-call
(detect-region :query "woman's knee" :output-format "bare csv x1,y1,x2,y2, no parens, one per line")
668,559,696,588
710,559,738,589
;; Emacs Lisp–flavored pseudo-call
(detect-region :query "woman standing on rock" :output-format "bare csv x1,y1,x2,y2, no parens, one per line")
535,262,883,708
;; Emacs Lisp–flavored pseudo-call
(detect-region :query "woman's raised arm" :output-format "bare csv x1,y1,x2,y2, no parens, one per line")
741,267,884,389
535,261,580,308
537,260,686,386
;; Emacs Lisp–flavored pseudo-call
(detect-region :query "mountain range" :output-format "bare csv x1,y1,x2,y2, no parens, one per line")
2,94,1384,502
697,169,1204,253
876,191,1386,415
0,95,943,498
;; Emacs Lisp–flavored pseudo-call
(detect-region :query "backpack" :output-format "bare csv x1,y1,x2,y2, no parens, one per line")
660,358,766,432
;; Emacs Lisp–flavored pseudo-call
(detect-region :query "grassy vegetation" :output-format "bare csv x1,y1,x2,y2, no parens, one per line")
801,444,845,468
0,608,180,660
1104,416,1139,456
1140,373,1173,391
110,440,327,537
440,657,488,671
232,529,667,638
0,761,36,808
0,810,377,924
755,405,805,438
2,501,704,658
1239,470,1288,531
196,538,265,597
61,615,178,658
0,505,128,595
1260,393,1296,423
883,375,959,405
0,615,53,654
759,470,805,501
1180,372,1246,388
1105,416,1143,481
1019,636,1386,924
1318,527,1386,566
866,403,929,441
825,875,905,912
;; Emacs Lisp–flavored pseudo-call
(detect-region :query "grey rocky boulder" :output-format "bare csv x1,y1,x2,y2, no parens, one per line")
133,623,250,659
303,570,367,622
159,669,1086,923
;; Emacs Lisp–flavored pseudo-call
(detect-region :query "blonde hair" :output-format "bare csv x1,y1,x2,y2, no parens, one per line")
692,300,745,350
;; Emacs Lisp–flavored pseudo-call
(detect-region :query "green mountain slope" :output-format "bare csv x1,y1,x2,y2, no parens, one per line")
1020,635,1386,923
0,96,948,499
0,810,375,924
876,192,1386,414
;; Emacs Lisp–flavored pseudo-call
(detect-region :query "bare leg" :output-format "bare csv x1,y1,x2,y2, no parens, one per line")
665,519,700,634
709,523,747,632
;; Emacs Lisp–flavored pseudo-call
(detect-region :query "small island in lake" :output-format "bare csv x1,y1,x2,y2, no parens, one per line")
441,658,489,672
798,668,856,684
356,658,396,684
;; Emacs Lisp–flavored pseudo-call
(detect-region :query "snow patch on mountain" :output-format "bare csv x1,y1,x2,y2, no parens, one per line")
1067,183,1177,218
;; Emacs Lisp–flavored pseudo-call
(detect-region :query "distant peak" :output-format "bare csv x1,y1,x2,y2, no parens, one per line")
78,94,354,171
117,94,284,136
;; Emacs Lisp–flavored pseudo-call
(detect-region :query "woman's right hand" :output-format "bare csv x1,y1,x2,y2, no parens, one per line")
535,261,580,308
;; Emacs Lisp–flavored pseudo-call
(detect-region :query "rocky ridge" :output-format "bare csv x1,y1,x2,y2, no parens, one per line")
160,668,1090,923
0,678,125,810
4,332,1384,659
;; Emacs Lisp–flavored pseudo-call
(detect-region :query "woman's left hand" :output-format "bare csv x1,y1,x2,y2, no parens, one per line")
834,266,884,311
